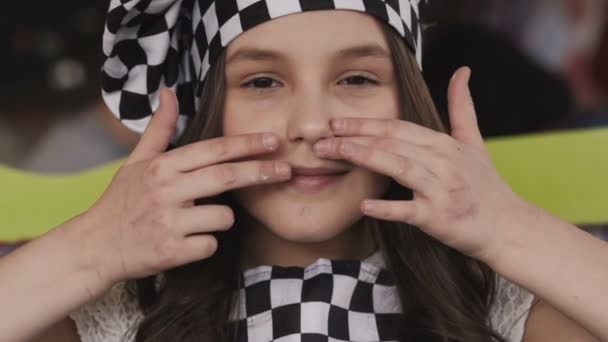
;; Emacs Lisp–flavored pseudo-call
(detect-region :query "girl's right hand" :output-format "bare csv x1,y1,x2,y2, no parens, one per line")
77,88,291,285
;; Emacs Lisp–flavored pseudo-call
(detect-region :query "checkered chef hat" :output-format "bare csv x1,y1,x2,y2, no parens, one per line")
102,0,424,137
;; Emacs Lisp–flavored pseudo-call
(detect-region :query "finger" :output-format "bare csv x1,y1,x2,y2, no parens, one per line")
315,139,440,198
127,88,179,165
447,67,484,147
170,160,291,202
176,205,234,235
361,199,428,227
164,133,280,173
176,235,218,265
329,117,442,147
326,136,443,171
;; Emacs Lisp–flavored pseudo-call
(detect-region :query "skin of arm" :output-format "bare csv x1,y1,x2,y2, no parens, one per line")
524,299,600,342
0,213,112,342
28,318,80,342
486,200,608,341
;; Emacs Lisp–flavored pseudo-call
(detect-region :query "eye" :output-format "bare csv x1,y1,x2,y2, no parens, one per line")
242,76,282,89
339,75,379,86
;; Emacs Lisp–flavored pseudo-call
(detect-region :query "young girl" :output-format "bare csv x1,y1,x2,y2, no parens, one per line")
2,1,607,341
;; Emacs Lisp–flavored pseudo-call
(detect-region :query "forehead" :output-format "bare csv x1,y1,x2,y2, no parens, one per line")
225,10,388,56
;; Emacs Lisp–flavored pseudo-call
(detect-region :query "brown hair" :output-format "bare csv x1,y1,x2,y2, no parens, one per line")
127,22,506,342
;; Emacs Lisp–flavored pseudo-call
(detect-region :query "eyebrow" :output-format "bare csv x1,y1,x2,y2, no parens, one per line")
226,48,285,65
337,44,391,60
226,43,391,65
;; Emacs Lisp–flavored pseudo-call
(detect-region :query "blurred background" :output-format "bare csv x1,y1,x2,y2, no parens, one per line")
0,1,138,173
1,0,607,255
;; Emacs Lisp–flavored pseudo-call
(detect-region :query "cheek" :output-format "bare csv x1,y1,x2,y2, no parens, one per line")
336,89,400,121
357,169,392,200
223,94,285,136
223,111,273,137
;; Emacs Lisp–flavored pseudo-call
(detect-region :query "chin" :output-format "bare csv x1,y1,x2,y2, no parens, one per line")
269,206,364,243
242,196,365,243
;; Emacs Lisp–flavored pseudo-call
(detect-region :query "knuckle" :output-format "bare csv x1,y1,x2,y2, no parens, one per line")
360,145,373,159
347,118,359,131
433,158,452,180
395,157,414,176
401,120,423,136
452,140,465,153
149,209,174,230
380,203,394,218
434,133,453,150
323,139,337,154
208,139,231,159
215,164,238,186
155,238,179,266
146,186,170,207
393,206,409,223
444,169,463,186
336,140,346,154
397,120,413,131
251,134,266,152
375,138,391,151
385,121,399,137
409,202,421,224
435,191,450,208
257,161,274,182
227,160,282,186
145,157,169,181
336,139,354,156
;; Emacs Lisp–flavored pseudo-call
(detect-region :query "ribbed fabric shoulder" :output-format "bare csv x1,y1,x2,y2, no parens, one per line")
490,274,537,342
68,282,143,342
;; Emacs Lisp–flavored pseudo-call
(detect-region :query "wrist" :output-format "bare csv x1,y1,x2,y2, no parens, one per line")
478,196,548,269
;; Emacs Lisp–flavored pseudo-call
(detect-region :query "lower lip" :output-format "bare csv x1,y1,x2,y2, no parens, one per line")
287,173,348,192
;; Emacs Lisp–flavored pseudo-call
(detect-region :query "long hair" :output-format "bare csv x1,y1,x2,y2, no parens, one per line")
127,22,506,342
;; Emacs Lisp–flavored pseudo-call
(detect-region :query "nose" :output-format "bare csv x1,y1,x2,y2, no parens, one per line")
286,85,334,144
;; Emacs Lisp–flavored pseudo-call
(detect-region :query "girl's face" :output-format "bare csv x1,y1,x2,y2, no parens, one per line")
223,10,399,246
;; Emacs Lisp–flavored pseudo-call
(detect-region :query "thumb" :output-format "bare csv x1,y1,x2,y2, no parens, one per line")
126,88,179,164
447,67,484,147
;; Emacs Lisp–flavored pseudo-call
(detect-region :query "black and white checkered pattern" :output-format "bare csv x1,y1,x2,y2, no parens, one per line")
231,252,402,341
102,0,423,139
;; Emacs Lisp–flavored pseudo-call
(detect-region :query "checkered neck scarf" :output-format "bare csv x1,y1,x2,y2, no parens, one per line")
102,0,423,139
231,251,402,341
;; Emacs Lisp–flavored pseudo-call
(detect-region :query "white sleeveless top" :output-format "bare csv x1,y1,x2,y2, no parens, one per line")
69,252,536,342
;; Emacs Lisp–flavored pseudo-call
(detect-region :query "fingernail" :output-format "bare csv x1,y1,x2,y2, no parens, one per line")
275,162,291,178
331,118,346,132
263,134,278,150
314,140,331,156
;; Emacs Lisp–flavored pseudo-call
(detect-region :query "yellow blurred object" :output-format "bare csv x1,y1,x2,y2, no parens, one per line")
487,127,608,226
0,160,121,241
1,128,607,242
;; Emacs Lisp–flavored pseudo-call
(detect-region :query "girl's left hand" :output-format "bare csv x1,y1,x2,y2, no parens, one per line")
314,67,530,263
